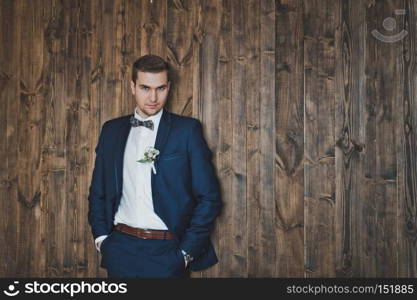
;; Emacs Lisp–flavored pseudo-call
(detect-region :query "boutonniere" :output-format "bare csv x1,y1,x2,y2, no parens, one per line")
137,146,160,174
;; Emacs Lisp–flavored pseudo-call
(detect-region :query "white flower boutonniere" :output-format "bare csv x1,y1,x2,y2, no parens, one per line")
137,146,160,174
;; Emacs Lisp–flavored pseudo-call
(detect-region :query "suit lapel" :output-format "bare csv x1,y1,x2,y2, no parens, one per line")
153,108,172,162
151,109,171,197
151,108,172,225
114,115,132,199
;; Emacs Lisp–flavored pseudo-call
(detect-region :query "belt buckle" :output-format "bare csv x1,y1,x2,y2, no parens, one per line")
142,228,152,239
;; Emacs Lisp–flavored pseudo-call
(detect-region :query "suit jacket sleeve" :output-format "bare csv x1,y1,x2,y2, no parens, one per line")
179,119,222,259
88,122,109,239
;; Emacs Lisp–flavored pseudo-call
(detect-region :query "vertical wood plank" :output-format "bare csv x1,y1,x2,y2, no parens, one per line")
258,0,277,277
362,0,400,277
227,0,252,277
0,0,6,276
398,0,417,277
208,0,232,278
247,0,274,277
45,170,65,277
275,0,305,277
74,0,95,278
139,0,167,56
100,0,123,122
16,0,48,276
244,0,261,278
334,0,367,277
304,0,339,277
89,0,105,278
194,0,221,278
120,0,139,115
166,0,199,116
0,0,21,276
63,0,82,277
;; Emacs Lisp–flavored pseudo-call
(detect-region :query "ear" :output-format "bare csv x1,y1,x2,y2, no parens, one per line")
167,80,171,91
130,80,136,95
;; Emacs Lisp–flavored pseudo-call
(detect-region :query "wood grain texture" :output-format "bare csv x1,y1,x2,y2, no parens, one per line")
166,0,198,116
362,0,400,277
304,0,338,277
1,0,21,276
139,0,166,57
275,0,305,277
228,0,249,277
202,0,233,278
335,0,366,277
195,0,222,278
1,0,416,278
255,0,276,277
399,0,417,277
245,0,261,277
16,0,48,276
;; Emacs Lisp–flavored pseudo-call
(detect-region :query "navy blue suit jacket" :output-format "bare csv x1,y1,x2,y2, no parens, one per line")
88,108,222,271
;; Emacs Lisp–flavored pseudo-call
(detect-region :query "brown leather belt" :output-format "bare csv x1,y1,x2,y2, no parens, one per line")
115,223,175,240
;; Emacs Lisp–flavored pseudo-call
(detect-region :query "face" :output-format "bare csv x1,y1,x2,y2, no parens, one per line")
131,71,170,118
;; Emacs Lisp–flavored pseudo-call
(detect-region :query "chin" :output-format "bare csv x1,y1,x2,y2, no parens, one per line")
143,107,161,116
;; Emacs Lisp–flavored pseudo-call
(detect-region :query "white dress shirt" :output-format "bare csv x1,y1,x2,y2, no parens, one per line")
95,107,167,250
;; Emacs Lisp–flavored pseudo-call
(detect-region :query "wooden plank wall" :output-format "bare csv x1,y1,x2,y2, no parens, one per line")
0,0,416,278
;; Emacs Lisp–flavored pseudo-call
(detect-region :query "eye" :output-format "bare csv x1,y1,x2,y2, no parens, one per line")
158,86,166,91
140,86,150,91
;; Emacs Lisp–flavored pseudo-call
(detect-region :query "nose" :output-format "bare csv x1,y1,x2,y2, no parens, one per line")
149,90,157,102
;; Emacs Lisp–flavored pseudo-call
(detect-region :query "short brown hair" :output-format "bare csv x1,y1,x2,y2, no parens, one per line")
131,55,170,84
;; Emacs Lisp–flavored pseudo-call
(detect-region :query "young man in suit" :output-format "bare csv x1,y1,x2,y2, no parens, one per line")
88,54,222,278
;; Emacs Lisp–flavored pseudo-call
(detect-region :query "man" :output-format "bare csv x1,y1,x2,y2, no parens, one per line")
88,54,222,278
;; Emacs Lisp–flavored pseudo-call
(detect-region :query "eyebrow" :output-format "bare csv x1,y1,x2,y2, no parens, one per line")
139,84,168,89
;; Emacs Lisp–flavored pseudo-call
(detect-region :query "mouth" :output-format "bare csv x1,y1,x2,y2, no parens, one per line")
147,105,158,109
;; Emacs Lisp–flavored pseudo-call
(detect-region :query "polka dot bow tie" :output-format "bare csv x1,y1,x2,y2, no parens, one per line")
130,116,154,130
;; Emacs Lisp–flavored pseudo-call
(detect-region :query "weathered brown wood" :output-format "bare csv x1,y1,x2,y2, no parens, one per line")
361,0,400,277
1,0,21,277
121,0,140,115
89,0,105,278
1,0,417,278
398,0,417,277
15,0,49,277
304,0,338,277
100,0,124,122
139,0,166,57
193,0,221,278
74,0,95,278
200,0,233,278
275,0,305,277
334,0,365,278
166,0,198,116
228,0,251,277
0,0,6,276
63,0,83,277
250,0,276,277
45,170,65,277
245,0,262,277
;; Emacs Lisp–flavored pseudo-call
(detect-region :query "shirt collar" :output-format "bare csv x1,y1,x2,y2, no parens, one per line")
134,107,163,129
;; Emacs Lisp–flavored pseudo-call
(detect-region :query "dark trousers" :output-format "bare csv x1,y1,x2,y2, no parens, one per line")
100,229,188,278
